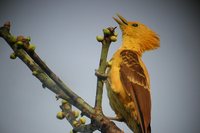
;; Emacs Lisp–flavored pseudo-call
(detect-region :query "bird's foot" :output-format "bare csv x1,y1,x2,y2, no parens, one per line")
95,69,108,80
107,115,124,122
106,61,112,68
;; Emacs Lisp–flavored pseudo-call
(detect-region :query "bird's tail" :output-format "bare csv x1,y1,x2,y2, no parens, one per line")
126,116,151,133
147,124,151,133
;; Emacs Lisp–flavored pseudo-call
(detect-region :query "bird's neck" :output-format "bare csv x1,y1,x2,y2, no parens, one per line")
120,35,143,56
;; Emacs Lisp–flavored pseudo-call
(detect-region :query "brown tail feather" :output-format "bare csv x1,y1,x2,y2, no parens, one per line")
147,124,151,133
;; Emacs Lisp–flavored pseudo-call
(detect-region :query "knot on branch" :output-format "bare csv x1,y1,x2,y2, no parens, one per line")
100,118,124,133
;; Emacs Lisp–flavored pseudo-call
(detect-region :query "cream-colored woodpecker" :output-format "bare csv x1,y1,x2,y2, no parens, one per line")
106,14,160,133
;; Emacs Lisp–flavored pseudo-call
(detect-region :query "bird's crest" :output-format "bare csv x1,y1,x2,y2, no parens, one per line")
113,14,160,54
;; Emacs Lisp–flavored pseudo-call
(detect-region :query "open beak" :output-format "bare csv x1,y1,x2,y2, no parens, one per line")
113,14,128,25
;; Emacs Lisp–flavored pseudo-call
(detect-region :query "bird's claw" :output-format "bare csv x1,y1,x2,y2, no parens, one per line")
107,115,124,122
95,69,108,80
106,61,112,68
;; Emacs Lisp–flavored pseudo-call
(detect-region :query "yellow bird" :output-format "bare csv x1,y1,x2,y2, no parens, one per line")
106,14,160,133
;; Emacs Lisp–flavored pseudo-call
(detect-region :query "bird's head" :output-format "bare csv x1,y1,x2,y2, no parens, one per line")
113,14,160,53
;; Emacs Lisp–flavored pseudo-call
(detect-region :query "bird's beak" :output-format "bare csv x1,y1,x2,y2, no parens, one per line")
113,14,128,25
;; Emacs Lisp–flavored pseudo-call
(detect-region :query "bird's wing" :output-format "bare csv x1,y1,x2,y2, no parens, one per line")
120,50,151,133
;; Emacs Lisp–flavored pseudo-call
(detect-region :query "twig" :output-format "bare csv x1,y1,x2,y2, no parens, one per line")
94,27,117,112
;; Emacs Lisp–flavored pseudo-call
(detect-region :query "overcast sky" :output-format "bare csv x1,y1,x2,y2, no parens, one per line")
0,0,200,133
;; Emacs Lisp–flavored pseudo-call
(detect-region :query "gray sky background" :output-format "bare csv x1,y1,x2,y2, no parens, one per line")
0,0,200,133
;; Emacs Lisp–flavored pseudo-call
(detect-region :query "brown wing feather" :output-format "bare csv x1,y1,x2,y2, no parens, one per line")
120,50,151,133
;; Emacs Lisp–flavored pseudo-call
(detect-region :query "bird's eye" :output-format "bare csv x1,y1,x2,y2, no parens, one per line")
132,23,138,27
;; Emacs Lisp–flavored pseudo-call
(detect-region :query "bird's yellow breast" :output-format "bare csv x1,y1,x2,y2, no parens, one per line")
108,50,127,100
